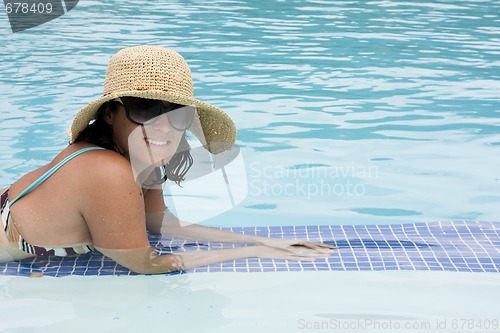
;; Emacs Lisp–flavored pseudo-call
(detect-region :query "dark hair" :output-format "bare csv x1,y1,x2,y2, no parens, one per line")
73,101,193,186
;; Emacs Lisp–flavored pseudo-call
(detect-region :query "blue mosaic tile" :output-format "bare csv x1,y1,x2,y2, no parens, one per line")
1,221,499,277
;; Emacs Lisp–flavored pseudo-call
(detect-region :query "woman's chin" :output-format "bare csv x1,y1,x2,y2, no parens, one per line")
152,152,174,166
143,154,168,165
131,150,172,167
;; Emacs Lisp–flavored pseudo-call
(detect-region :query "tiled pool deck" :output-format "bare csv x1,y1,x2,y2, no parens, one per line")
1,221,499,277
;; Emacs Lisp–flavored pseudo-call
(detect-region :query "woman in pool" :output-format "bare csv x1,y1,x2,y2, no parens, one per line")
0,45,336,274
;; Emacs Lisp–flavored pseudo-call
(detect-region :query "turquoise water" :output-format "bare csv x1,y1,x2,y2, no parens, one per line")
1,0,499,227
1,3,499,332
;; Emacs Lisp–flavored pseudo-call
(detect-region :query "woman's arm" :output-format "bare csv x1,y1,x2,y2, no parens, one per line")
95,244,327,275
144,188,263,243
143,189,337,253
147,210,337,255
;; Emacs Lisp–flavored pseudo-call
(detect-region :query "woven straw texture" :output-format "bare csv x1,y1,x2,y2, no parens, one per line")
68,45,236,154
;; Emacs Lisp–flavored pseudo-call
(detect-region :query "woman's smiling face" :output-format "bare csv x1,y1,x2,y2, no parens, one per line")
104,101,185,167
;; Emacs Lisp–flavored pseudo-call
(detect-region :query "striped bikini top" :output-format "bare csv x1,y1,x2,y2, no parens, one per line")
4,146,105,256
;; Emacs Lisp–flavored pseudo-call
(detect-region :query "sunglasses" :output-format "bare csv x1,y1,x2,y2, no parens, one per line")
114,97,196,131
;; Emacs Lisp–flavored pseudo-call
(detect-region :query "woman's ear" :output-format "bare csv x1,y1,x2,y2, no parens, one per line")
102,103,115,125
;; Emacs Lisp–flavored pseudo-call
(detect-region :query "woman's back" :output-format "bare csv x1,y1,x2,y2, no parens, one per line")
8,143,117,248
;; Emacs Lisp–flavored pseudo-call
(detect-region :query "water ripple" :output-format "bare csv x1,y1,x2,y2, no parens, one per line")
0,0,499,224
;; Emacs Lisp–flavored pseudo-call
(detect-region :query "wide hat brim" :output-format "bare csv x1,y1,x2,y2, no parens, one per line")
68,90,236,155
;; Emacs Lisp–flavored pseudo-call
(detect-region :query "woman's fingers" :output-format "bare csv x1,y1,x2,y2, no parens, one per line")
287,247,332,258
313,242,339,249
287,243,337,256
291,242,338,250
261,238,339,257
270,239,339,249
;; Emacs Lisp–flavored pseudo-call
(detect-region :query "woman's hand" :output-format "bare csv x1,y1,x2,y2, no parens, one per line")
254,245,332,262
259,238,338,256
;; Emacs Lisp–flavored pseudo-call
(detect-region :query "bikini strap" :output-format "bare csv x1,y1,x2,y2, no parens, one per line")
8,147,105,207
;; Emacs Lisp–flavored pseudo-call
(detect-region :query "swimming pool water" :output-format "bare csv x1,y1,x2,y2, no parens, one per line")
1,2,499,332
0,1,500,226
1,0,499,228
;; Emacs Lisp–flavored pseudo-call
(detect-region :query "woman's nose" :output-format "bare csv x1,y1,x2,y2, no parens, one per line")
151,113,172,132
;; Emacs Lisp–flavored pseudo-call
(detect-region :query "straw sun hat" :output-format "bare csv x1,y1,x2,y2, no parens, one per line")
68,45,236,154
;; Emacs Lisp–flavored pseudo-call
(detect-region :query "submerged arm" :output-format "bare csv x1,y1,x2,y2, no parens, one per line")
144,189,337,250
146,211,263,243
96,244,326,275
146,211,338,254
144,188,263,243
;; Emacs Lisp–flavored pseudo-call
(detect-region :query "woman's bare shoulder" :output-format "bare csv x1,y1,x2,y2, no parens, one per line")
63,144,130,177
69,150,135,190
70,145,149,249
63,144,139,207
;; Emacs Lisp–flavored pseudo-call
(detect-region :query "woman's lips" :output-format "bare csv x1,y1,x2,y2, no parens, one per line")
145,138,171,147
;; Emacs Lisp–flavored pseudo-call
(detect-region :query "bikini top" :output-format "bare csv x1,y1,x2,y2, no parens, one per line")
5,146,105,256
